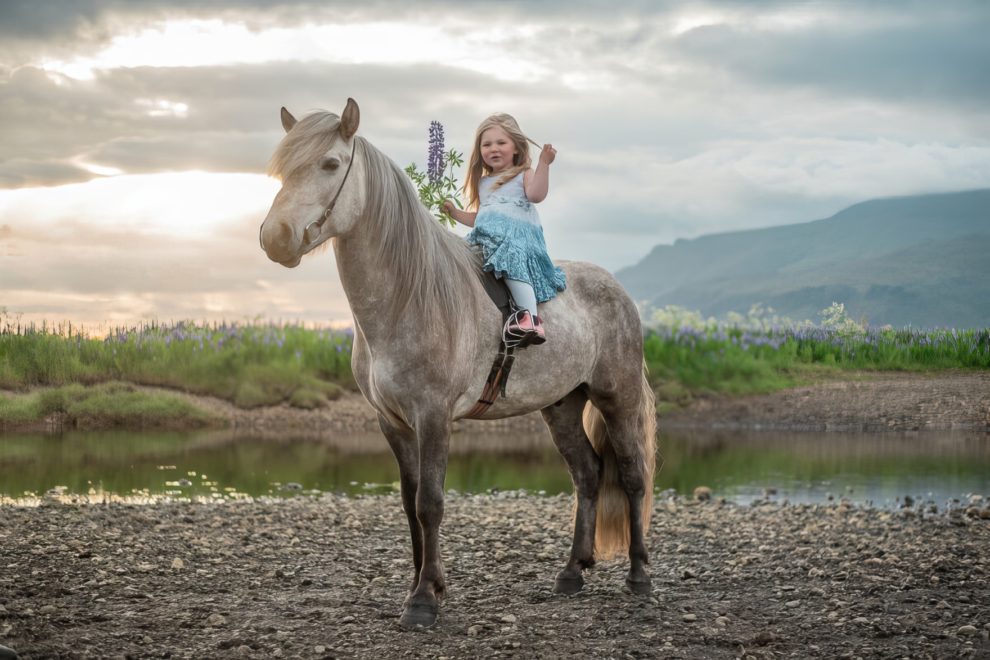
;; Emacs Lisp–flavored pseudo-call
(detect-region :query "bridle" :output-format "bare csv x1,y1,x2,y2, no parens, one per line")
259,136,358,250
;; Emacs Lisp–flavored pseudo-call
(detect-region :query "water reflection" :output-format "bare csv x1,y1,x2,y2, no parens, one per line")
0,429,987,509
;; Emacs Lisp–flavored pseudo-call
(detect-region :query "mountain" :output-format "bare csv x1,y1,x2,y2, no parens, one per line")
615,189,990,328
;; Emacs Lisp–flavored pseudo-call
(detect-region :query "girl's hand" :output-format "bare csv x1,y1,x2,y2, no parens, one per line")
442,199,455,215
539,144,557,166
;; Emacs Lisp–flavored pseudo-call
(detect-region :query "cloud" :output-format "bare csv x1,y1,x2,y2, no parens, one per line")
674,5,990,109
2,0,990,324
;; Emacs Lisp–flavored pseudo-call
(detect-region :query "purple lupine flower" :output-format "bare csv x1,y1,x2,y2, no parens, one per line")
427,121,445,185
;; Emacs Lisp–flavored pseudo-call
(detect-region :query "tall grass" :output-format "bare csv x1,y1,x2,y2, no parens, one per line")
0,318,355,409
2,305,988,413
644,304,990,410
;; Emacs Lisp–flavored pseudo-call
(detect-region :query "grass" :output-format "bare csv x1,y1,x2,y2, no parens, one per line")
0,381,222,430
2,310,988,422
0,319,353,410
644,311,990,410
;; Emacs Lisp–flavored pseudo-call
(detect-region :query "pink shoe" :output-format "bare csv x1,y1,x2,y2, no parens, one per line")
504,311,546,347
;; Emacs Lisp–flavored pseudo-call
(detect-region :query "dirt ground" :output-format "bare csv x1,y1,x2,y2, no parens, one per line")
1,370,989,658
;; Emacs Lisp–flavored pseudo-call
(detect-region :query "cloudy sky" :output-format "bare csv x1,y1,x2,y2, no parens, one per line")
1,0,988,328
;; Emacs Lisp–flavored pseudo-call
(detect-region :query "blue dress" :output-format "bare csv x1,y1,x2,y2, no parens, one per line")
466,172,567,303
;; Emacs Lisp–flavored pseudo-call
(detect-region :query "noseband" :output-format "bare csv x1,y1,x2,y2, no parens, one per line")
259,136,358,250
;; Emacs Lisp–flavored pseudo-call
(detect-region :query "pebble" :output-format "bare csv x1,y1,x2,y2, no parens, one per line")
682,613,697,622
786,600,801,608
205,613,226,627
500,613,517,624
957,625,978,636
693,486,712,502
468,625,483,636
171,558,185,570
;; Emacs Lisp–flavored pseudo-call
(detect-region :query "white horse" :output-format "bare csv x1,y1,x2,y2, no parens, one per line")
259,99,656,628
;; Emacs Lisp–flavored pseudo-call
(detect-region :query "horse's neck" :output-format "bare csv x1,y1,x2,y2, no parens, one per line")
333,231,394,344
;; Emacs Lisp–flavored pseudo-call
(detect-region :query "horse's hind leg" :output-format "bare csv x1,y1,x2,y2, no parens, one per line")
541,388,602,594
377,414,423,594
596,397,653,595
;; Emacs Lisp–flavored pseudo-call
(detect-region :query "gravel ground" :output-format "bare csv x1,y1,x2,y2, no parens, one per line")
1,493,989,659
2,371,988,658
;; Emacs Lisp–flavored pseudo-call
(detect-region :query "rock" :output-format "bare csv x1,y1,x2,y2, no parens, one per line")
499,613,517,624
785,600,801,608
752,631,775,645
682,613,697,622
171,557,185,570
958,625,978,636
468,625,483,636
693,486,712,502
205,613,227,627
715,616,729,627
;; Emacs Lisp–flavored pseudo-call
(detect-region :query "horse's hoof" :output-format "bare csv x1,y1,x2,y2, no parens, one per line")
553,572,584,595
0,643,19,660
399,601,438,629
625,575,652,595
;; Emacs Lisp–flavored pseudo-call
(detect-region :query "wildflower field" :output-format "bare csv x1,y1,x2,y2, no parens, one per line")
644,304,990,410
1,304,988,422
0,319,354,412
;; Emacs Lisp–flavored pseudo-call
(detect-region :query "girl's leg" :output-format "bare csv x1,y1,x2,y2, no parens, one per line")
504,278,545,345
505,279,539,317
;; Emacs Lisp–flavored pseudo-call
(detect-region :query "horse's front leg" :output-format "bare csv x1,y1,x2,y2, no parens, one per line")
377,414,423,593
399,415,451,629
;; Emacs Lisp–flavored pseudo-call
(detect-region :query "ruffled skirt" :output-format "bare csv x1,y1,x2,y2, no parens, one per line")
466,208,566,303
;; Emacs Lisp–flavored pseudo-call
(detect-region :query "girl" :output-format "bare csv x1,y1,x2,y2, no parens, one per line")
443,113,566,345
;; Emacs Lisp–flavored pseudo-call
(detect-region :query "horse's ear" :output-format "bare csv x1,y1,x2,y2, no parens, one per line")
340,98,360,139
281,107,297,133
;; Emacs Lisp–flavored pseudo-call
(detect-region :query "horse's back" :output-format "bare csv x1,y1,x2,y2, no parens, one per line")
453,260,643,419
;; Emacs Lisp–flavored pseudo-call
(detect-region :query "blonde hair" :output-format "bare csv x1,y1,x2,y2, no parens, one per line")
462,113,533,211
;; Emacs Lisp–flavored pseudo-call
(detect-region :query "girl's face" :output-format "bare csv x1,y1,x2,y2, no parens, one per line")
479,126,517,173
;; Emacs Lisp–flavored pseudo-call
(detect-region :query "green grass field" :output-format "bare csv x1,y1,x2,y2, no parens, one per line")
1,307,987,426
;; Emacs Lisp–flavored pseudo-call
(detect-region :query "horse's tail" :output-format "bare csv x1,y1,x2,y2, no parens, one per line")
582,361,657,560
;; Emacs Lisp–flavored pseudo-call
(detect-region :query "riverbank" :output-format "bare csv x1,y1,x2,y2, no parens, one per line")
0,493,987,658
70,369,990,435
2,370,988,435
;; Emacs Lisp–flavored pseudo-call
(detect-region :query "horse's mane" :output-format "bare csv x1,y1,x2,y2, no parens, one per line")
269,110,481,341
358,135,482,339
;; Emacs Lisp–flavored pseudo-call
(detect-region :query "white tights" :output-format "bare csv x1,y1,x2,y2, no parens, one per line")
505,278,539,318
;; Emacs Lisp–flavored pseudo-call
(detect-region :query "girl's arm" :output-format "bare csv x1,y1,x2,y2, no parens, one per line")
524,143,556,203
442,200,477,227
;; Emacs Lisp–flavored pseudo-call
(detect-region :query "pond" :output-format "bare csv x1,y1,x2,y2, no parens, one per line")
0,429,988,509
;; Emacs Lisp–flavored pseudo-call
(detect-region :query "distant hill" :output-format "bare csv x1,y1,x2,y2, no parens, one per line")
615,189,990,328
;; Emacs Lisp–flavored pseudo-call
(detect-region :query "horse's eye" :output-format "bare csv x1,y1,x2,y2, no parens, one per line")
321,157,340,171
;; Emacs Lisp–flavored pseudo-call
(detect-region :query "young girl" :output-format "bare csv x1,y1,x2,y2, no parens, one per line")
443,113,566,345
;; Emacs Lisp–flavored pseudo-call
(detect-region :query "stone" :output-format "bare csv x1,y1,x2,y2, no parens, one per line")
682,613,697,622
171,558,185,570
693,486,712,502
205,613,227,627
500,613,517,624
958,625,978,636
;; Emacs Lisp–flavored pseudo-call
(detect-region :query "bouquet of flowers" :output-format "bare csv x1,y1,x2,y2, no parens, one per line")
405,121,463,228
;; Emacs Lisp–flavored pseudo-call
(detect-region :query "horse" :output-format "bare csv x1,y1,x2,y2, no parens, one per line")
259,98,657,628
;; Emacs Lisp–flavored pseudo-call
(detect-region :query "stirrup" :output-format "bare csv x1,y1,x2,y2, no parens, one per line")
503,310,544,348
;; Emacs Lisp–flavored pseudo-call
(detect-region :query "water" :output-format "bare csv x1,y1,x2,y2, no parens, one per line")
0,429,987,509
